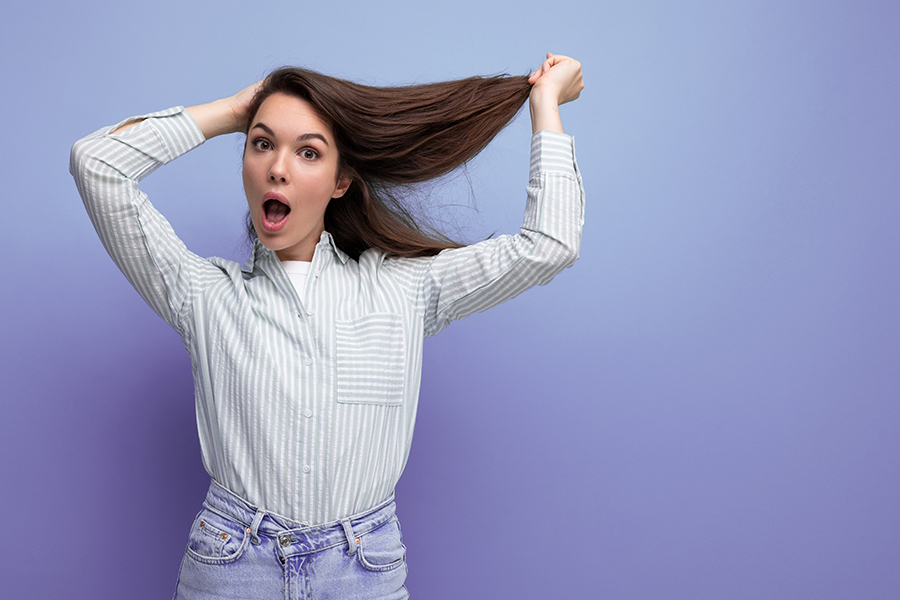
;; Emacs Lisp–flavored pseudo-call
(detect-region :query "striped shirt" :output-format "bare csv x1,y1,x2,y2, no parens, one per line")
70,106,584,524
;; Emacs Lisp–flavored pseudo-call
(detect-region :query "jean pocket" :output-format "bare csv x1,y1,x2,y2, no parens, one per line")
184,509,250,565
335,313,406,405
356,518,407,573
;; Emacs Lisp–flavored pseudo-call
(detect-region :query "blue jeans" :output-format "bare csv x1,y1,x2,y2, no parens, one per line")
173,481,409,600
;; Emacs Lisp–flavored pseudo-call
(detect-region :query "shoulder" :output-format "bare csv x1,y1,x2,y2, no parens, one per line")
356,248,440,300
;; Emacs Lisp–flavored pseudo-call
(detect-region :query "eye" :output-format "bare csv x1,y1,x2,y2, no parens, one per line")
252,138,272,151
300,148,319,160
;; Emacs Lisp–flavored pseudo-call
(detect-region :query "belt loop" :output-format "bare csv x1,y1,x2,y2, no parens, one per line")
340,517,358,556
249,508,266,546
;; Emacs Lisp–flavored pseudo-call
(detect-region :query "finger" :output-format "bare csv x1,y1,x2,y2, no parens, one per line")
531,56,552,82
547,54,574,69
543,54,566,74
531,52,563,84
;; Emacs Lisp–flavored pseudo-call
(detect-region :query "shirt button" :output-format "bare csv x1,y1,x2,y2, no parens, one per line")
306,307,315,316
302,465,311,474
304,409,312,418
305,357,313,366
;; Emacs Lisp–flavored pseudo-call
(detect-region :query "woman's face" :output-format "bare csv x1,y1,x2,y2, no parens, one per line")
242,92,351,262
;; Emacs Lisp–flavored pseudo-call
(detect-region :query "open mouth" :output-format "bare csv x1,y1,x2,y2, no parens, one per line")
263,199,291,230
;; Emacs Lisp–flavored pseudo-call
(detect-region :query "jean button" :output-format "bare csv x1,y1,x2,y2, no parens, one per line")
280,535,291,547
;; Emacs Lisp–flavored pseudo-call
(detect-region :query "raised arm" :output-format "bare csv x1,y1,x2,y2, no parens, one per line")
110,81,262,137
385,54,586,336
68,82,259,331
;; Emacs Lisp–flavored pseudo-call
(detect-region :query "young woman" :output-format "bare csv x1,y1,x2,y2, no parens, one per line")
70,53,584,599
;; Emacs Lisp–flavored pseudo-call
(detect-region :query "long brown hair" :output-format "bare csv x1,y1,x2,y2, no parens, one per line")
245,67,532,260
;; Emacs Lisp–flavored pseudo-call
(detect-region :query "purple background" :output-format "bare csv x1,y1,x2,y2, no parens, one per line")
2,1,899,598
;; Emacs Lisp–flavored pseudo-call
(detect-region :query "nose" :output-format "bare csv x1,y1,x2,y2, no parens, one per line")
268,152,289,183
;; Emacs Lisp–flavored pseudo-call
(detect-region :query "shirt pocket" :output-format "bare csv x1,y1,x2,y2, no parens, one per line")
335,313,406,405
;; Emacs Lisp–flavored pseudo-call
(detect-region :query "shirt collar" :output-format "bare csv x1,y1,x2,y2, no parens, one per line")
240,239,267,274
241,230,350,274
320,230,351,265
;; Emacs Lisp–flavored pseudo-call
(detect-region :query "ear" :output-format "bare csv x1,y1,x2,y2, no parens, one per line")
332,174,352,199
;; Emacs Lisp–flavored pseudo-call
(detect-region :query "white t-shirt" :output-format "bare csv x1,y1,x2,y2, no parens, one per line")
281,260,311,298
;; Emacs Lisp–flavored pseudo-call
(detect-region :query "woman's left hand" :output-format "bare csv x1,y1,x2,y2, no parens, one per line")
528,53,584,106
528,53,583,133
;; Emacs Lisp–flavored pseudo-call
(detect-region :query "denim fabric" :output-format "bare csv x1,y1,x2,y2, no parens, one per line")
173,481,408,600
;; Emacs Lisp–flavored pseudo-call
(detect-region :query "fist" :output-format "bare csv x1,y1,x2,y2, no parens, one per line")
528,53,584,106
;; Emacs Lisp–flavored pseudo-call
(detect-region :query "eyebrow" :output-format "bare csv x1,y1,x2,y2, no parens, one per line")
250,122,329,146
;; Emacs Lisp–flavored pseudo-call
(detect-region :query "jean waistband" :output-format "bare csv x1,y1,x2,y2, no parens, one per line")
202,480,396,556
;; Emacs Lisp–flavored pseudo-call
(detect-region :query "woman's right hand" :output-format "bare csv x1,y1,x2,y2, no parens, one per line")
224,80,265,133
187,80,264,140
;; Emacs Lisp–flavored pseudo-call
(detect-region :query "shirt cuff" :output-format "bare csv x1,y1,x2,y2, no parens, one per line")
105,106,206,174
529,130,578,180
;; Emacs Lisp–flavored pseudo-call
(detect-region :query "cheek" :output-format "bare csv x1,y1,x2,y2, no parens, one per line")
242,156,265,190
302,164,342,195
